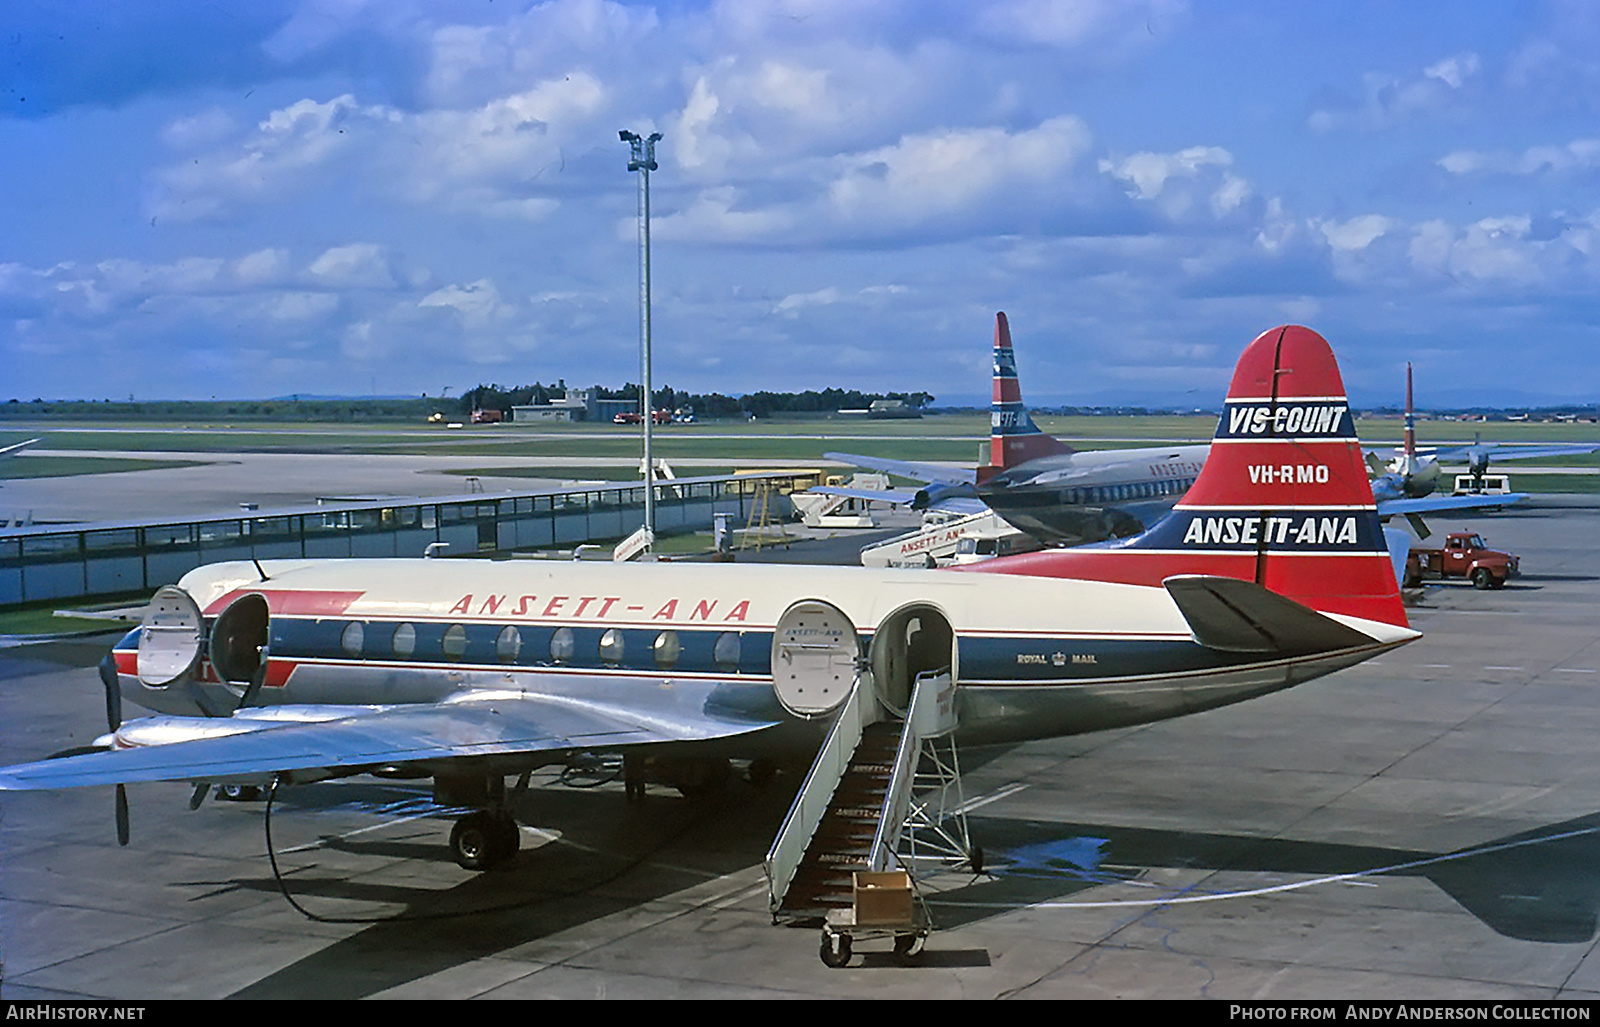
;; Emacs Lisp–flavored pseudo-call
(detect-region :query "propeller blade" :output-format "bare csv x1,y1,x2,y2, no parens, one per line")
235,658,268,712
98,651,122,732
189,783,209,810
115,784,130,846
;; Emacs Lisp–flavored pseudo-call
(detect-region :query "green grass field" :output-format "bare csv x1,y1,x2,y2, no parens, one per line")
4,413,1598,487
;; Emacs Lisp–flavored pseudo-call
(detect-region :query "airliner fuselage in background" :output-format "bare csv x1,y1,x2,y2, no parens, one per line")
0,325,1417,879
827,313,1209,546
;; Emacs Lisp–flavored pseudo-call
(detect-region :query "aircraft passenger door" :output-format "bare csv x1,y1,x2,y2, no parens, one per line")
771,601,860,719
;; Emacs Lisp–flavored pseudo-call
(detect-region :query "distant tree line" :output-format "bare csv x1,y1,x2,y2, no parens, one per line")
459,382,935,419
0,396,437,422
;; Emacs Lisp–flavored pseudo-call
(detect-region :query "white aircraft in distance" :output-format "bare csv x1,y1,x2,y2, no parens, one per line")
0,326,1418,899
1367,362,1600,514
823,312,1209,546
828,317,1545,547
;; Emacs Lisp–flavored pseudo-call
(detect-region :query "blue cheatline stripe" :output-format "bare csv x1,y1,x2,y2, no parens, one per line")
1129,507,1388,553
991,402,1043,435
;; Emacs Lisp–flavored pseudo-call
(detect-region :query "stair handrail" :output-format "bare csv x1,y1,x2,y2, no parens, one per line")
869,669,955,871
764,676,883,914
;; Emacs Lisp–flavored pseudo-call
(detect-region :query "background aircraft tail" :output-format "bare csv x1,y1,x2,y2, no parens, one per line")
984,312,1073,480
971,324,1408,629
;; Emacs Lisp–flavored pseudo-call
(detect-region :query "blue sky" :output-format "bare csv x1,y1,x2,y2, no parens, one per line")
5,0,1600,408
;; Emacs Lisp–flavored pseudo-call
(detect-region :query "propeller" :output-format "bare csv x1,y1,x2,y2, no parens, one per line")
97,651,130,846
234,647,269,712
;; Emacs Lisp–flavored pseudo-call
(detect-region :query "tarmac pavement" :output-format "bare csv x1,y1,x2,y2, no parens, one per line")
4,498,1600,999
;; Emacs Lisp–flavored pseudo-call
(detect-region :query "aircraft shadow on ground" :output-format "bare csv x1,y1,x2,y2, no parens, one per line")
214,779,1600,997
928,813,1600,945
215,776,799,1000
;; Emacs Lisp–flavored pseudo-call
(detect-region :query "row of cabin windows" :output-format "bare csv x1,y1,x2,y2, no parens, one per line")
338,621,741,670
1072,478,1193,505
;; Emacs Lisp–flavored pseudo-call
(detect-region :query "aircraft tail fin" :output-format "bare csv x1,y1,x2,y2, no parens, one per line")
986,312,1073,479
1405,361,1416,460
970,325,1409,631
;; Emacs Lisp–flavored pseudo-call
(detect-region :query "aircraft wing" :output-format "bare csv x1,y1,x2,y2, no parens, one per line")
1431,442,1600,464
1376,493,1528,516
0,437,39,459
824,452,977,487
0,682,778,791
807,484,988,516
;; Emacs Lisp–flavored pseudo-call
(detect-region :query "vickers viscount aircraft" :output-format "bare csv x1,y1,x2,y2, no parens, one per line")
824,313,1209,546
0,325,1418,881
1368,362,1597,512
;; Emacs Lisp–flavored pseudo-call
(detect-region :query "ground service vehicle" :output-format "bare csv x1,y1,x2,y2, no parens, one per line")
1453,473,1512,496
1405,531,1520,589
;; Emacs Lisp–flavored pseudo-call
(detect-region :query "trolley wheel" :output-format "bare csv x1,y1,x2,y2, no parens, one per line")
892,932,924,963
819,931,852,968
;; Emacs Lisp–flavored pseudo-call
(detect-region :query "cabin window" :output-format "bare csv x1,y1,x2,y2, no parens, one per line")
340,621,365,657
549,627,574,663
392,623,416,657
442,624,468,660
496,626,522,664
714,631,741,671
654,631,681,669
599,628,625,663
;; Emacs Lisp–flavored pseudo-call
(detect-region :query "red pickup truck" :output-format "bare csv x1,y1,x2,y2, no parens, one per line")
1404,531,1520,590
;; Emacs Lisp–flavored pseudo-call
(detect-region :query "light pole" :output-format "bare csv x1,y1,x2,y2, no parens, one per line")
620,129,662,550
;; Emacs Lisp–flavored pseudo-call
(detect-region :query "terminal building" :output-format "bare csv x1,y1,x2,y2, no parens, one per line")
0,472,813,608
510,386,636,423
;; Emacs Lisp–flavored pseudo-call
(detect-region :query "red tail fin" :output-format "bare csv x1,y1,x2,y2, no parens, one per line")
986,312,1073,478
970,325,1408,629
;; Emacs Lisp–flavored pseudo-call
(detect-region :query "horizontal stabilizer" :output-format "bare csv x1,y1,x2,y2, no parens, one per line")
1164,575,1377,655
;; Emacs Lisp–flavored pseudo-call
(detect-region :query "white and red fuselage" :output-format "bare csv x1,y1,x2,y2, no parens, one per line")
91,325,1417,770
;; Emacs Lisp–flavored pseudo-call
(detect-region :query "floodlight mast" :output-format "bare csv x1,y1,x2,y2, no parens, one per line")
620,129,662,550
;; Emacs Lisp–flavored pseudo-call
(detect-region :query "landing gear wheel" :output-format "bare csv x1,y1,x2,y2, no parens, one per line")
747,759,777,789
449,811,518,871
819,931,852,968
494,813,521,861
216,784,261,802
671,758,731,799
892,932,924,964
1473,567,1493,590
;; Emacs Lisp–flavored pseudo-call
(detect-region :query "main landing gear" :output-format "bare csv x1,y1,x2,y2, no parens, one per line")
448,809,521,871
436,773,523,871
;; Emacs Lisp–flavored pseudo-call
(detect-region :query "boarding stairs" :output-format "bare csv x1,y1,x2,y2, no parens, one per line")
765,669,969,922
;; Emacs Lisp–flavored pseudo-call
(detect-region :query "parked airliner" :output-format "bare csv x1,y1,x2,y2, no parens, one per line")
1,326,1416,879
824,313,1208,546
